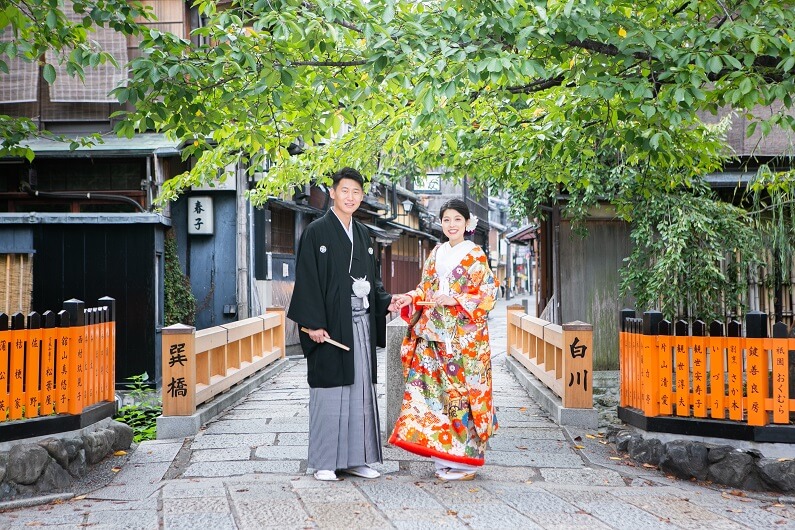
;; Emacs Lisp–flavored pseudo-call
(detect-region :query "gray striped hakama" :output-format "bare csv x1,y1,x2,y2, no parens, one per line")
308,295,383,471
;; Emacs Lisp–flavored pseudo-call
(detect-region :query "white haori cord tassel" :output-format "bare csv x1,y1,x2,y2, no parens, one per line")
351,276,370,309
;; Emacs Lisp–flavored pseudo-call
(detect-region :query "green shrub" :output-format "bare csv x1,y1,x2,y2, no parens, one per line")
164,229,196,326
114,373,161,443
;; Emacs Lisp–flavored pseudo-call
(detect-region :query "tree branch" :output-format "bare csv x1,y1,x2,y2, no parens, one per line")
506,75,567,94
288,60,367,67
568,38,651,61
301,1,363,34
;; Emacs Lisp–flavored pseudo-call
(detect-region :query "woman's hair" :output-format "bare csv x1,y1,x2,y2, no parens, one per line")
439,198,470,221
438,198,470,242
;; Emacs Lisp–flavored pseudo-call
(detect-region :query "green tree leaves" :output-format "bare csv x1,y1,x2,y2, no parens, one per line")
5,0,795,317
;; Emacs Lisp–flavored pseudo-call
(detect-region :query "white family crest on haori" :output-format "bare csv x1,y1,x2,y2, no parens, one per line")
320,245,327,253
368,247,373,254
351,276,371,309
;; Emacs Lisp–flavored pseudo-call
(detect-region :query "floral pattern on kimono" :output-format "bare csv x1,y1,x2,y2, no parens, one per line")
388,244,498,466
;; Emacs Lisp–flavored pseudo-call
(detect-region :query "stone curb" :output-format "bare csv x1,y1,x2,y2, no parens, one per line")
0,493,74,511
156,357,293,439
609,428,795,494
504,354,598,429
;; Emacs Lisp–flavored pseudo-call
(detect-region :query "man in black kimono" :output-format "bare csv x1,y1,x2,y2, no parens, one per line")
287,167,402,481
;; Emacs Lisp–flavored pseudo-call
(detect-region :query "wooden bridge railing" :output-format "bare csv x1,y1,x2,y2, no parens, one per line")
507,306,593,408
0,297,116,422
620,310,794,427
161,308,285,416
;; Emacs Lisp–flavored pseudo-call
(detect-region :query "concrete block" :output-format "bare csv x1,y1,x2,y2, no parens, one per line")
386,316,408,439
156,415,202,440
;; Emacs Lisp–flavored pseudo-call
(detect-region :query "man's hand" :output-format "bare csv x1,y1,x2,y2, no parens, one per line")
306,328,329,343
388,294,412,312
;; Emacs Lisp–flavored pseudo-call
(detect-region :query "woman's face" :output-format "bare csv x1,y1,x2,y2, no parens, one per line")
441,208,467,245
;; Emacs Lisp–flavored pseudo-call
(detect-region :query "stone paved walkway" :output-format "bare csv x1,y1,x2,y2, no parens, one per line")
1,299,794,529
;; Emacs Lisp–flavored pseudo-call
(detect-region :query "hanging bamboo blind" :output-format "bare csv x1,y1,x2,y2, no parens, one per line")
49,1,129,103
0,28,40,103
127,0,187,61
0,253,33,316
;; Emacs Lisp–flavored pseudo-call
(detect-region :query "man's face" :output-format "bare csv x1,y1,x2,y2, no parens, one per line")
329,177,364,216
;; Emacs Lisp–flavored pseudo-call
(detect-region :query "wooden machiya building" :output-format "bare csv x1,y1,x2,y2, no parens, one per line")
0,0,192,385
0,140,187,385
533,107,795,372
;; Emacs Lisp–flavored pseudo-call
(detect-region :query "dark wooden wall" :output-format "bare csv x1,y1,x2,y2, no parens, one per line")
31,223,163,383
560,218,633,370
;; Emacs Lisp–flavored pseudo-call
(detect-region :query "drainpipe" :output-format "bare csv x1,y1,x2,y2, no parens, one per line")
145,155,153,209
552,203,561,324
383,182,398,222
236,162,249,319
506,241,513,301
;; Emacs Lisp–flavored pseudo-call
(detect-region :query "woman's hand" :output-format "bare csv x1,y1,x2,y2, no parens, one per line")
432,293,458,306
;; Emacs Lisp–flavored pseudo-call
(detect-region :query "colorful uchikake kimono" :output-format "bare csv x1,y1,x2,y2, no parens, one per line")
388,241,498,467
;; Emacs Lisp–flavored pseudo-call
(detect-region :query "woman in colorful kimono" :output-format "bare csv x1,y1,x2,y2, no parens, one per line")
389,198,498,481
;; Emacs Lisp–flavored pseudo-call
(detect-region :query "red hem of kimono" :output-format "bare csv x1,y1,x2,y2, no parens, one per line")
388,433,485,467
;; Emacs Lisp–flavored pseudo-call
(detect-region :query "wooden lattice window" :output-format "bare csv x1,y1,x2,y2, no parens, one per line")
271,206,295,255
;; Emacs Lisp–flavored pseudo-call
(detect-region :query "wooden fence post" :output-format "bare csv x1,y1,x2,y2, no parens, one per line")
25,311,42,419
674,320,690,417
507,304,525,359
630,317,643,409
41,310,57,416
63,299,85,414
772,322,790,424
708,320,726,420
95,307,104,404
692,320,708,418
162,324,196,416
745,311,769,426
641,311,663,417
0,313,8,420
99,297,116,402
55,310,70,414
726,319,743,420
658,319,673,415
789,324,795,402
268,307,286,358
9,313,25,420
619,309,635,408
561,321,592,408
85,307,95,406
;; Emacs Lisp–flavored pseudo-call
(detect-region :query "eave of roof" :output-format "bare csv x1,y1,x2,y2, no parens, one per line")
506,223,538,243
16,133,183,158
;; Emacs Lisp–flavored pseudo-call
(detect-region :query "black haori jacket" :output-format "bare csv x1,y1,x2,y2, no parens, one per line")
287,210,392,388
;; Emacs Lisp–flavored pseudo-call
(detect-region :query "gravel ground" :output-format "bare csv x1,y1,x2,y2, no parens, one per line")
70,444,136,497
